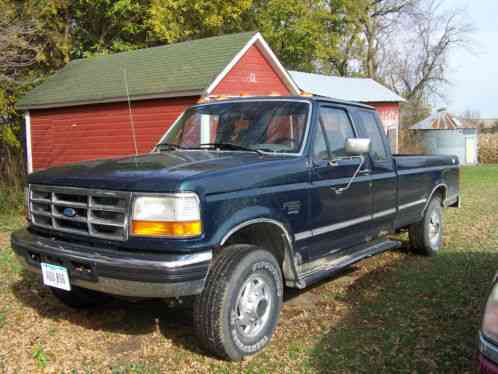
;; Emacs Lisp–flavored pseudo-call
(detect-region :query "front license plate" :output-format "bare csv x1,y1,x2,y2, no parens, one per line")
41,263,71,291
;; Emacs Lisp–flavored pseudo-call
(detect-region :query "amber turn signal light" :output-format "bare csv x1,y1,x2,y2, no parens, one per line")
131,220,202,238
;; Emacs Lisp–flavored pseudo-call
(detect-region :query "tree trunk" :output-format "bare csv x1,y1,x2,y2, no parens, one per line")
365,19,378,79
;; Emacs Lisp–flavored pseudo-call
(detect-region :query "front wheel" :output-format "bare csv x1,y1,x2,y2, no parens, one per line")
409,196,444,256
193,244,283,361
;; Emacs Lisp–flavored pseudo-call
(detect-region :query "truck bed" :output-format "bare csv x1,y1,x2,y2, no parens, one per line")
393,154,458,169
392,153,459,230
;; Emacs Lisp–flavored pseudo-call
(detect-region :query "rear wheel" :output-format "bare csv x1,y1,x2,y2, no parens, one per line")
193,244,283,361
50,285,111,308
409,196,443,256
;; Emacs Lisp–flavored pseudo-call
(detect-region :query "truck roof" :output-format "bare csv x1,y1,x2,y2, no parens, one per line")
193,95,375,110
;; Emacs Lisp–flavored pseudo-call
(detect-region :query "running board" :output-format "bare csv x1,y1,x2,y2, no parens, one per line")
297,239,401,289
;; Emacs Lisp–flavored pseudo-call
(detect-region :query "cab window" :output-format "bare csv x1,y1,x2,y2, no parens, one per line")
313,107,355,160
357,111,388,161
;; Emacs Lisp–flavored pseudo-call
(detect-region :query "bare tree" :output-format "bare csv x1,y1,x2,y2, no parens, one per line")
375,0,474,126
0,6,38,85
325,0,420,78
362,0,419,80
382,0,473,103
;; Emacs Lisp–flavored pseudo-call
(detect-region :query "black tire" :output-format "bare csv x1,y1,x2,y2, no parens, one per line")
409,195,444,256
50,285,111,308
193,244,283,361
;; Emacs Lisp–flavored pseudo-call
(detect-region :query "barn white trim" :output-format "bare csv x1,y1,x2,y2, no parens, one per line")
25,111,33,174
205,33,300,96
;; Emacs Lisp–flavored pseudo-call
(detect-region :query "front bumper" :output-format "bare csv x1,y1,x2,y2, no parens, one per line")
11,228,212,298
479,332,498,373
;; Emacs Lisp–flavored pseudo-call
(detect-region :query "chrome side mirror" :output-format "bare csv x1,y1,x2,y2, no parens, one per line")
334,138,370,194
345,138,371,155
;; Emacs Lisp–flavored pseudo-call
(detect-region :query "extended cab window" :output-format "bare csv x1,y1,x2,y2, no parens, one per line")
357,111,388,161
313,107,355,160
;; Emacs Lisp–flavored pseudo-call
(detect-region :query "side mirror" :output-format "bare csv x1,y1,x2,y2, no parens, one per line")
334,138,370,194
345,138,371,156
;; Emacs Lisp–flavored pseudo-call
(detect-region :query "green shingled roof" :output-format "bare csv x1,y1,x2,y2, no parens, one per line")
17,32,256,110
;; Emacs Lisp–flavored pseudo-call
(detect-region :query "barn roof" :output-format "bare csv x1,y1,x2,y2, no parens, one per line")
18,32,299,110
289,71,404,103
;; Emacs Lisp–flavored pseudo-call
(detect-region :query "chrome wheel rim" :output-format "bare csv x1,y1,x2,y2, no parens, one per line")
234,274,272,339
429,211,441,247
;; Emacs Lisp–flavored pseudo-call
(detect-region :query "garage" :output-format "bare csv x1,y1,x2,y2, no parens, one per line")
17,32,299,172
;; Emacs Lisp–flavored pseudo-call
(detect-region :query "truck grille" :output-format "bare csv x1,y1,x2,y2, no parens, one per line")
29,185,131,241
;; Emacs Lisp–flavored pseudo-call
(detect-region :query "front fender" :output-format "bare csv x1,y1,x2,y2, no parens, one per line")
210,205,294,247
204,202,303,288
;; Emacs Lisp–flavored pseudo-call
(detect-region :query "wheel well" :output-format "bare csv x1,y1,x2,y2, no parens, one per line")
222,223,287,266
431,185,447,205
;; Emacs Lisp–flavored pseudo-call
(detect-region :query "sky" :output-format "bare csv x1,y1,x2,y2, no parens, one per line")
444,0,498,118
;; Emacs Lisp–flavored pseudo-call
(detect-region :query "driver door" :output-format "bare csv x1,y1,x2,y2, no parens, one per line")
308,106,373,261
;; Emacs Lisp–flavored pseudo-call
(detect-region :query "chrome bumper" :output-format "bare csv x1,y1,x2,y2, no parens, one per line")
11,228,212,298
480,332,498,365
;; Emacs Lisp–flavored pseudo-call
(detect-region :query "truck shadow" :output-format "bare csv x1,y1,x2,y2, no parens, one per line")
10,271,206,356
307,249,498,373
10,262,367,359
283,239,412,303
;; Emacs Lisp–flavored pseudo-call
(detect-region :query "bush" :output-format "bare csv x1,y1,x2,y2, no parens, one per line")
0,122,26,216
0,182,24,216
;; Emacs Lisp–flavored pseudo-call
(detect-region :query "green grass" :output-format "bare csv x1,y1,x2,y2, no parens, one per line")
0,310,6,329
0,182,25,233
309,165,498,373
0,165,497,373
0,245,22,274
32,344,48,369
109,364,161,374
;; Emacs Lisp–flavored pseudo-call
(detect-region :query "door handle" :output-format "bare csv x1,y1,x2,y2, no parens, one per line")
359,169,370,175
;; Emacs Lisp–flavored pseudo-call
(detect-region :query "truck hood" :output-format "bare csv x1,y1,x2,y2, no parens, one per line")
27,151,303,193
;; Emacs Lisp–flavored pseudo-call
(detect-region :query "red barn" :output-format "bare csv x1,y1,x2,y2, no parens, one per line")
17,32,299,172
18,32,403,172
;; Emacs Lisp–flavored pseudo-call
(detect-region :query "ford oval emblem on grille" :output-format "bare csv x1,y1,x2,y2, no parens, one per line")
63,207,77,218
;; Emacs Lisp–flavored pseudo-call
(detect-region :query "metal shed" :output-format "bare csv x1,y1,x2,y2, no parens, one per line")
410,109,479,165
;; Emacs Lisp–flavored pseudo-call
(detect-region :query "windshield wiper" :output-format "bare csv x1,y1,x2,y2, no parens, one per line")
199,143,263,155
156,142,184,151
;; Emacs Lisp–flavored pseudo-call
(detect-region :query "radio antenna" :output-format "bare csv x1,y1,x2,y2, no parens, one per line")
121,68,139,156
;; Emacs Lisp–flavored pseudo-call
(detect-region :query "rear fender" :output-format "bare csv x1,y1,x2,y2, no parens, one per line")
422,183,448,214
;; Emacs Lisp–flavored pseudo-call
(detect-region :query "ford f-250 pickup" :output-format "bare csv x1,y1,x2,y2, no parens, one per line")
11,96,460,360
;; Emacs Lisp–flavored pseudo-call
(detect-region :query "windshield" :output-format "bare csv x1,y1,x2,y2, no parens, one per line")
160,100,310,154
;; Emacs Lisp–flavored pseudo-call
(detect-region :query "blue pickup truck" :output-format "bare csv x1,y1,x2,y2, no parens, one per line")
11,96,460,360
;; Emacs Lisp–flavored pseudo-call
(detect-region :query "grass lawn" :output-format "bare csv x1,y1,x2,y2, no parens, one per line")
0,165,497,373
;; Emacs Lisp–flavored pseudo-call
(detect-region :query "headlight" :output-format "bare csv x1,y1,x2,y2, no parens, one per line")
131,194,202,238
482,281,498,343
